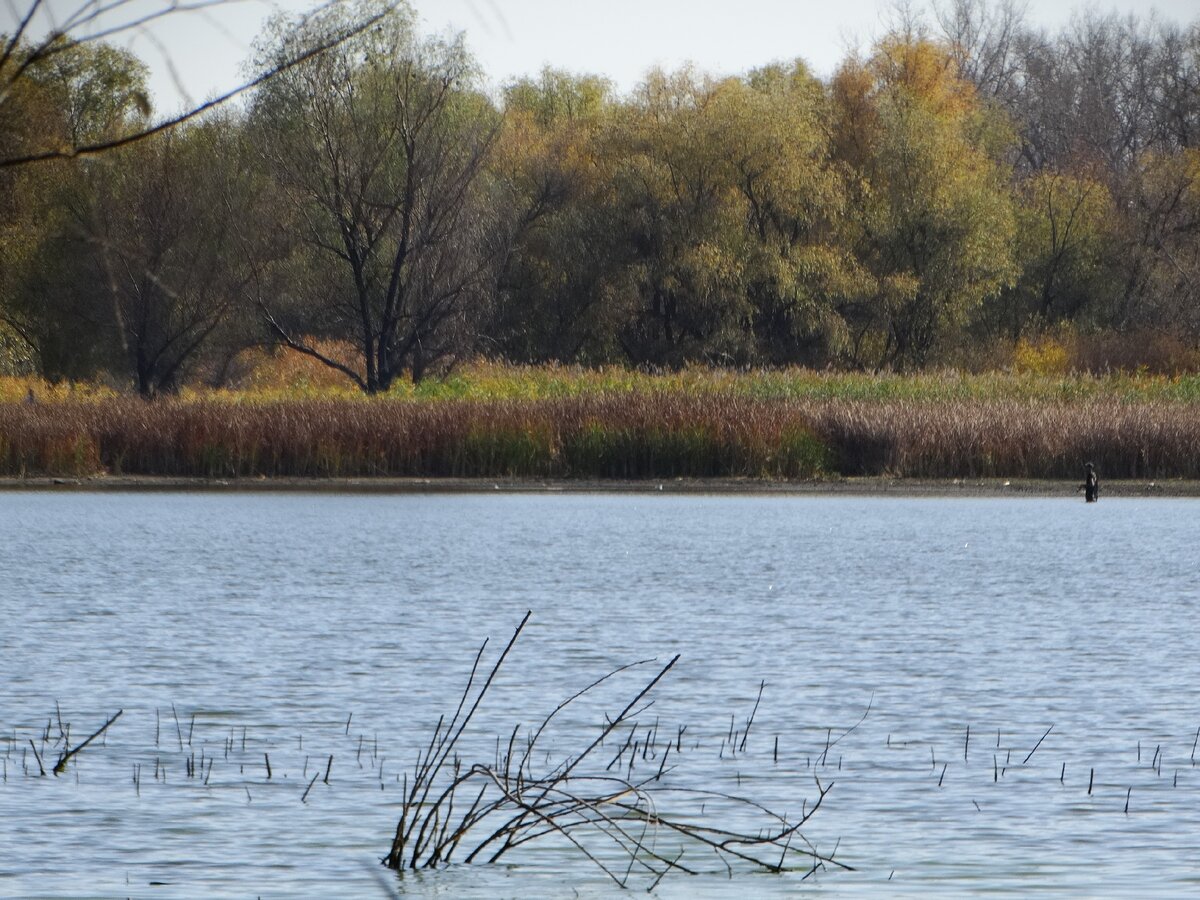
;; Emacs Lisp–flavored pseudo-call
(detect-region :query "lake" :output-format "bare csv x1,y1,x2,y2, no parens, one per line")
2,491,1199,897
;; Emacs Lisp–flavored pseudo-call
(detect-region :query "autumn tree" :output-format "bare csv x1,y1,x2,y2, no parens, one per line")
594,67,751,365
0,38,150,379
594,63,849,367
1,0,416,380
970,167,1115,344
831,33,1016,369
0,41,49,369
1009,169,1115,331
1106,149,1200,336
487,68,629,363
0,0,403,169
1,34,270,392
733,62,855,365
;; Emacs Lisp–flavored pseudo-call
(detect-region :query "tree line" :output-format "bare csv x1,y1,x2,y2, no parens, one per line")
1,0,1198,395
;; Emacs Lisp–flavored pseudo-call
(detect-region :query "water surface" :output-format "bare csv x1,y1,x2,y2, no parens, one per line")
2,492,1198,897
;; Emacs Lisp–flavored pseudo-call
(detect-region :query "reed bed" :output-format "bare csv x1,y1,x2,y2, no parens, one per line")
4,390,1200,480
0,395,829,479
805,398,1200,479
300,366,1200,406
396,364,1200,405
12,365,1200,406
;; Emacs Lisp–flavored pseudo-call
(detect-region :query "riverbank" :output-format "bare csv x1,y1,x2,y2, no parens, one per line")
2,474,1196,496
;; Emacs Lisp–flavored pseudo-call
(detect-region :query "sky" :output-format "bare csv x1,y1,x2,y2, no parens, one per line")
8,0,1199,114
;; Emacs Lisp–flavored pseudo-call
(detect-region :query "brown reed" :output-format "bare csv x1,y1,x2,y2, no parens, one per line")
2,393,1200,480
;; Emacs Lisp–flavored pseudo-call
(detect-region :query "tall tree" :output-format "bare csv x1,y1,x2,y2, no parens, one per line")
599,64,848,367
734,62,854,365
1106,148,1200,336
935,0,1027,107
990,168,1116,338
0,38,149,379
488,68,629,364
831,33,1016,369
85,117,259,396
251,0,499,390
603,67,756,365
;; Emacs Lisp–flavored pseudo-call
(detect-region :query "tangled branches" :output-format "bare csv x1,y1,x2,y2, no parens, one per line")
383,612,848,889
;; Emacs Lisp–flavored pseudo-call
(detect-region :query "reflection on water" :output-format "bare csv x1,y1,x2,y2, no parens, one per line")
2,492,1200,897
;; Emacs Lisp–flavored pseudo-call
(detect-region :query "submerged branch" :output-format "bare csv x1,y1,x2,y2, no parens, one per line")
53,709,123,776
384,614,842,889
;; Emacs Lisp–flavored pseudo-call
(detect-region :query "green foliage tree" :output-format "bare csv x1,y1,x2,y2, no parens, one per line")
250,0,499,391
731,62,856,365
599,64,850,367
487,68,630,363
605,67,759,366
1006,169,1116,333
0,38,149,380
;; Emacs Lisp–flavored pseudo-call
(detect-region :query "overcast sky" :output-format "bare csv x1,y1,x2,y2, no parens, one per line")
9,0,1199,114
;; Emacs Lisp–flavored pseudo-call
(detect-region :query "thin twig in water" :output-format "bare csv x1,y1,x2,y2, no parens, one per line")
1023,725,1054,765
53,710,122,776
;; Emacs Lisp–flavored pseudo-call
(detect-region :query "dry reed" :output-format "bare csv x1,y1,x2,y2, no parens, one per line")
3,390,1200,479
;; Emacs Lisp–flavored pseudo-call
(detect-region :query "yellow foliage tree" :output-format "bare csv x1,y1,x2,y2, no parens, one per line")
832,35,1017,369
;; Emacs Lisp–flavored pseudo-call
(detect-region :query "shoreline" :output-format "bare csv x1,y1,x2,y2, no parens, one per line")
2,475,1197,497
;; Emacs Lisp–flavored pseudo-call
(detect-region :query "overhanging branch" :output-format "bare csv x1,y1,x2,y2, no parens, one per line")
0,0,404,169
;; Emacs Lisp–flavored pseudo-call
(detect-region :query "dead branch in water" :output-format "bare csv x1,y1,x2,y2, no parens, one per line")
53,709,122,776
382,613,848,888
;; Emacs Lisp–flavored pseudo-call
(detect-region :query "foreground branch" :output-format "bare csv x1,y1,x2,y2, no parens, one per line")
0,0,405,168
383,615,847,889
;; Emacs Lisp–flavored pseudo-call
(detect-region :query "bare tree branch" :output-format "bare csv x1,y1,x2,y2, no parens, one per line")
0,0,404,168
